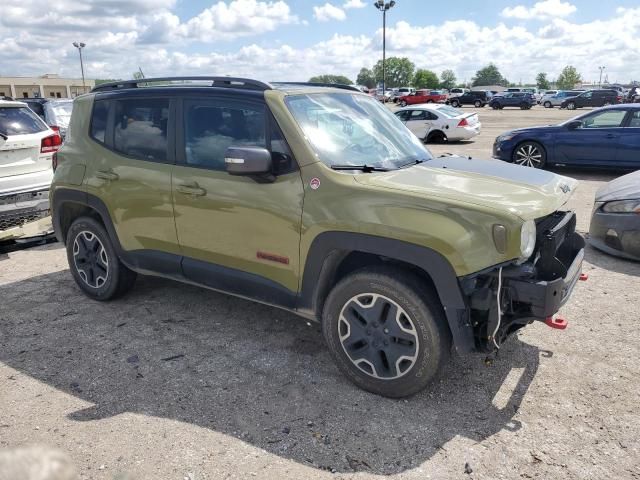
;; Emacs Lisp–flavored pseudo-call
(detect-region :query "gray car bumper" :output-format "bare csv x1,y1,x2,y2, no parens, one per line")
589,211,640,261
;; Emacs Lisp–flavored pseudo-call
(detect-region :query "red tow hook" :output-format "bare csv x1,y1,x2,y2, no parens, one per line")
579,273,589,281
545,316,568,330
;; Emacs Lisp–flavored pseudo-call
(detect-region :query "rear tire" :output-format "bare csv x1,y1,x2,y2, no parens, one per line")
520,103,529,110
66,217,137,301
426,131,447,143
474,100,482,107
322,266,451,398
544,101,552,108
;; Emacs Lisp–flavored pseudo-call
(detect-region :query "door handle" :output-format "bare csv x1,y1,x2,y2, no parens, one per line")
96,170,119,181
605,133,617,139
177,183,206,196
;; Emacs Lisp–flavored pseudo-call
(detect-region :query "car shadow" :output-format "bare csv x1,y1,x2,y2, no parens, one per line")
584,242,640,276
0,271,545,475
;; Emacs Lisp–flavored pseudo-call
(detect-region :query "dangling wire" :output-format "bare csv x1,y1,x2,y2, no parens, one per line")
492,267,503,350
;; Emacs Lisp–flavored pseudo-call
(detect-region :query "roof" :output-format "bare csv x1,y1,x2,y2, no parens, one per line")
91,76,363,97
0,99,27,108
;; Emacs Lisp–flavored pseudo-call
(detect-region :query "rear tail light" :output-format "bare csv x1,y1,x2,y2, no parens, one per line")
52,152,58,172
41,132,62,154
457,118,469,127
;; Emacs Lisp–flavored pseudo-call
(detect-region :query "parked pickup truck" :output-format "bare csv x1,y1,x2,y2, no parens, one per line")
398,90,448,107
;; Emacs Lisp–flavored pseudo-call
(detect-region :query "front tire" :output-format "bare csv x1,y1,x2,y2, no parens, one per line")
322,267,451,398
450,100,460,108
544,101,552,108
491,103,500,110
512,141,547,168
567,101,576,110
400,100,407,107
66,217,137,301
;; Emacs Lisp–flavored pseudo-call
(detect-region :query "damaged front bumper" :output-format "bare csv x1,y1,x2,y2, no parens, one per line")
462,211,585,351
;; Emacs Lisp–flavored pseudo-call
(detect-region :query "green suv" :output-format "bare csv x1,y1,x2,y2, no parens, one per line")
51,77,584,397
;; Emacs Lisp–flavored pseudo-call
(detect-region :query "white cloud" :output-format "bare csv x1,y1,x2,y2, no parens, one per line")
502,0,577,20
343,0,366,8
313,3,346,22
177,0,299,41
1,1,640,88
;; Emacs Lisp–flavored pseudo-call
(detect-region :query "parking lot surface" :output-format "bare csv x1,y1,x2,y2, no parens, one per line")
1,106,639,480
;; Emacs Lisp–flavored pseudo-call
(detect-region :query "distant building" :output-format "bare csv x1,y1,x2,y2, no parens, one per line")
0,74,95,99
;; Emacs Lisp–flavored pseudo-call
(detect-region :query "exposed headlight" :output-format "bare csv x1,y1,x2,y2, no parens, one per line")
496,133,515,142
601,199,640,213
518,219,537,263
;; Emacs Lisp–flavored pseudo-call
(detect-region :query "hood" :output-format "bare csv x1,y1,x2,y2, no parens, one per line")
595,170,640,202
504,125,560,136
354,156,578,221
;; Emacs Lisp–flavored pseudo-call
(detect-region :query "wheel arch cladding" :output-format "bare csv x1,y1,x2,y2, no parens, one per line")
299,232,475,353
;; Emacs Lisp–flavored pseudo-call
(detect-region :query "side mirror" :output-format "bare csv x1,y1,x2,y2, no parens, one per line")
225,146,273,178
566,120,582,130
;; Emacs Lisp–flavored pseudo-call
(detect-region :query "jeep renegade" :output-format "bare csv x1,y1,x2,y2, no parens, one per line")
51,77,584,397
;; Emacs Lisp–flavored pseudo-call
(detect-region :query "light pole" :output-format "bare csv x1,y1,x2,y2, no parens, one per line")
598,66,605,88
73,42,86,94
373,1,396,96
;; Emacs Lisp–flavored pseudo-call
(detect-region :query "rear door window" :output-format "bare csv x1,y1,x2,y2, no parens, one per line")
113,98,170,162
0,106,47,136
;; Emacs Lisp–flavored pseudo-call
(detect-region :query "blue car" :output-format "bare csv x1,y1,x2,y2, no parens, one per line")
493,105,640,169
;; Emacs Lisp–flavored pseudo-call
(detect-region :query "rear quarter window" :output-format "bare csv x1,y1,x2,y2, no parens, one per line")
0,106,47,135
90,99,109,144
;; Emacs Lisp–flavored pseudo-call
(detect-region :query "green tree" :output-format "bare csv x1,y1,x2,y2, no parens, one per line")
413,69,439,89
472,64,508,87
536,72,550,90
308,74,353,85
372,57,415,88
439,69,457,90
356,68,376,88
556,66,582,90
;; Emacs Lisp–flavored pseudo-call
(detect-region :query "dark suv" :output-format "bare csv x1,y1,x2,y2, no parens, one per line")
560,90,621,110
448,91,491,108
489,92,536,110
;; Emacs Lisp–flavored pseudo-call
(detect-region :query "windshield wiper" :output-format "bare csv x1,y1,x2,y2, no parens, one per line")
0,132,7,140
398,158,427,169
330,164,391,172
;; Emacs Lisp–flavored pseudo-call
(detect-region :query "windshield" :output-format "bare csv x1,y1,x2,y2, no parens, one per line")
285,92,432,169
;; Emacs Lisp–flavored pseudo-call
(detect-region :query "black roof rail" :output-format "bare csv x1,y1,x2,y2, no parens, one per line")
270,82,362,92
91,76,272,93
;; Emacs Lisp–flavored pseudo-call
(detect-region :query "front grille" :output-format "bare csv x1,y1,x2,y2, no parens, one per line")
534,211,580,281
0,209,49,231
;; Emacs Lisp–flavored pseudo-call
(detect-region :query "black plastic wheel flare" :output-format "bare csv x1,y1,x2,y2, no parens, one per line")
73,231,109,289
338,294,419,380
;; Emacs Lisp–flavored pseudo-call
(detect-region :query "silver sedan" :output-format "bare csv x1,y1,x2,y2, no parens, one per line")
589,170,640,261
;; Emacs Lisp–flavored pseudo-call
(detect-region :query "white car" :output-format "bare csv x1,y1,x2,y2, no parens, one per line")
0,100,60,235
394,104,481,143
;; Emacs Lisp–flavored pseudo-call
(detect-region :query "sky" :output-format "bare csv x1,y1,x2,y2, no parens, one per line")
1,0,640,85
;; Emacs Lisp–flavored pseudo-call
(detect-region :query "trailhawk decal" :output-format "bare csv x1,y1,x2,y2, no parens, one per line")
310,178,321,190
